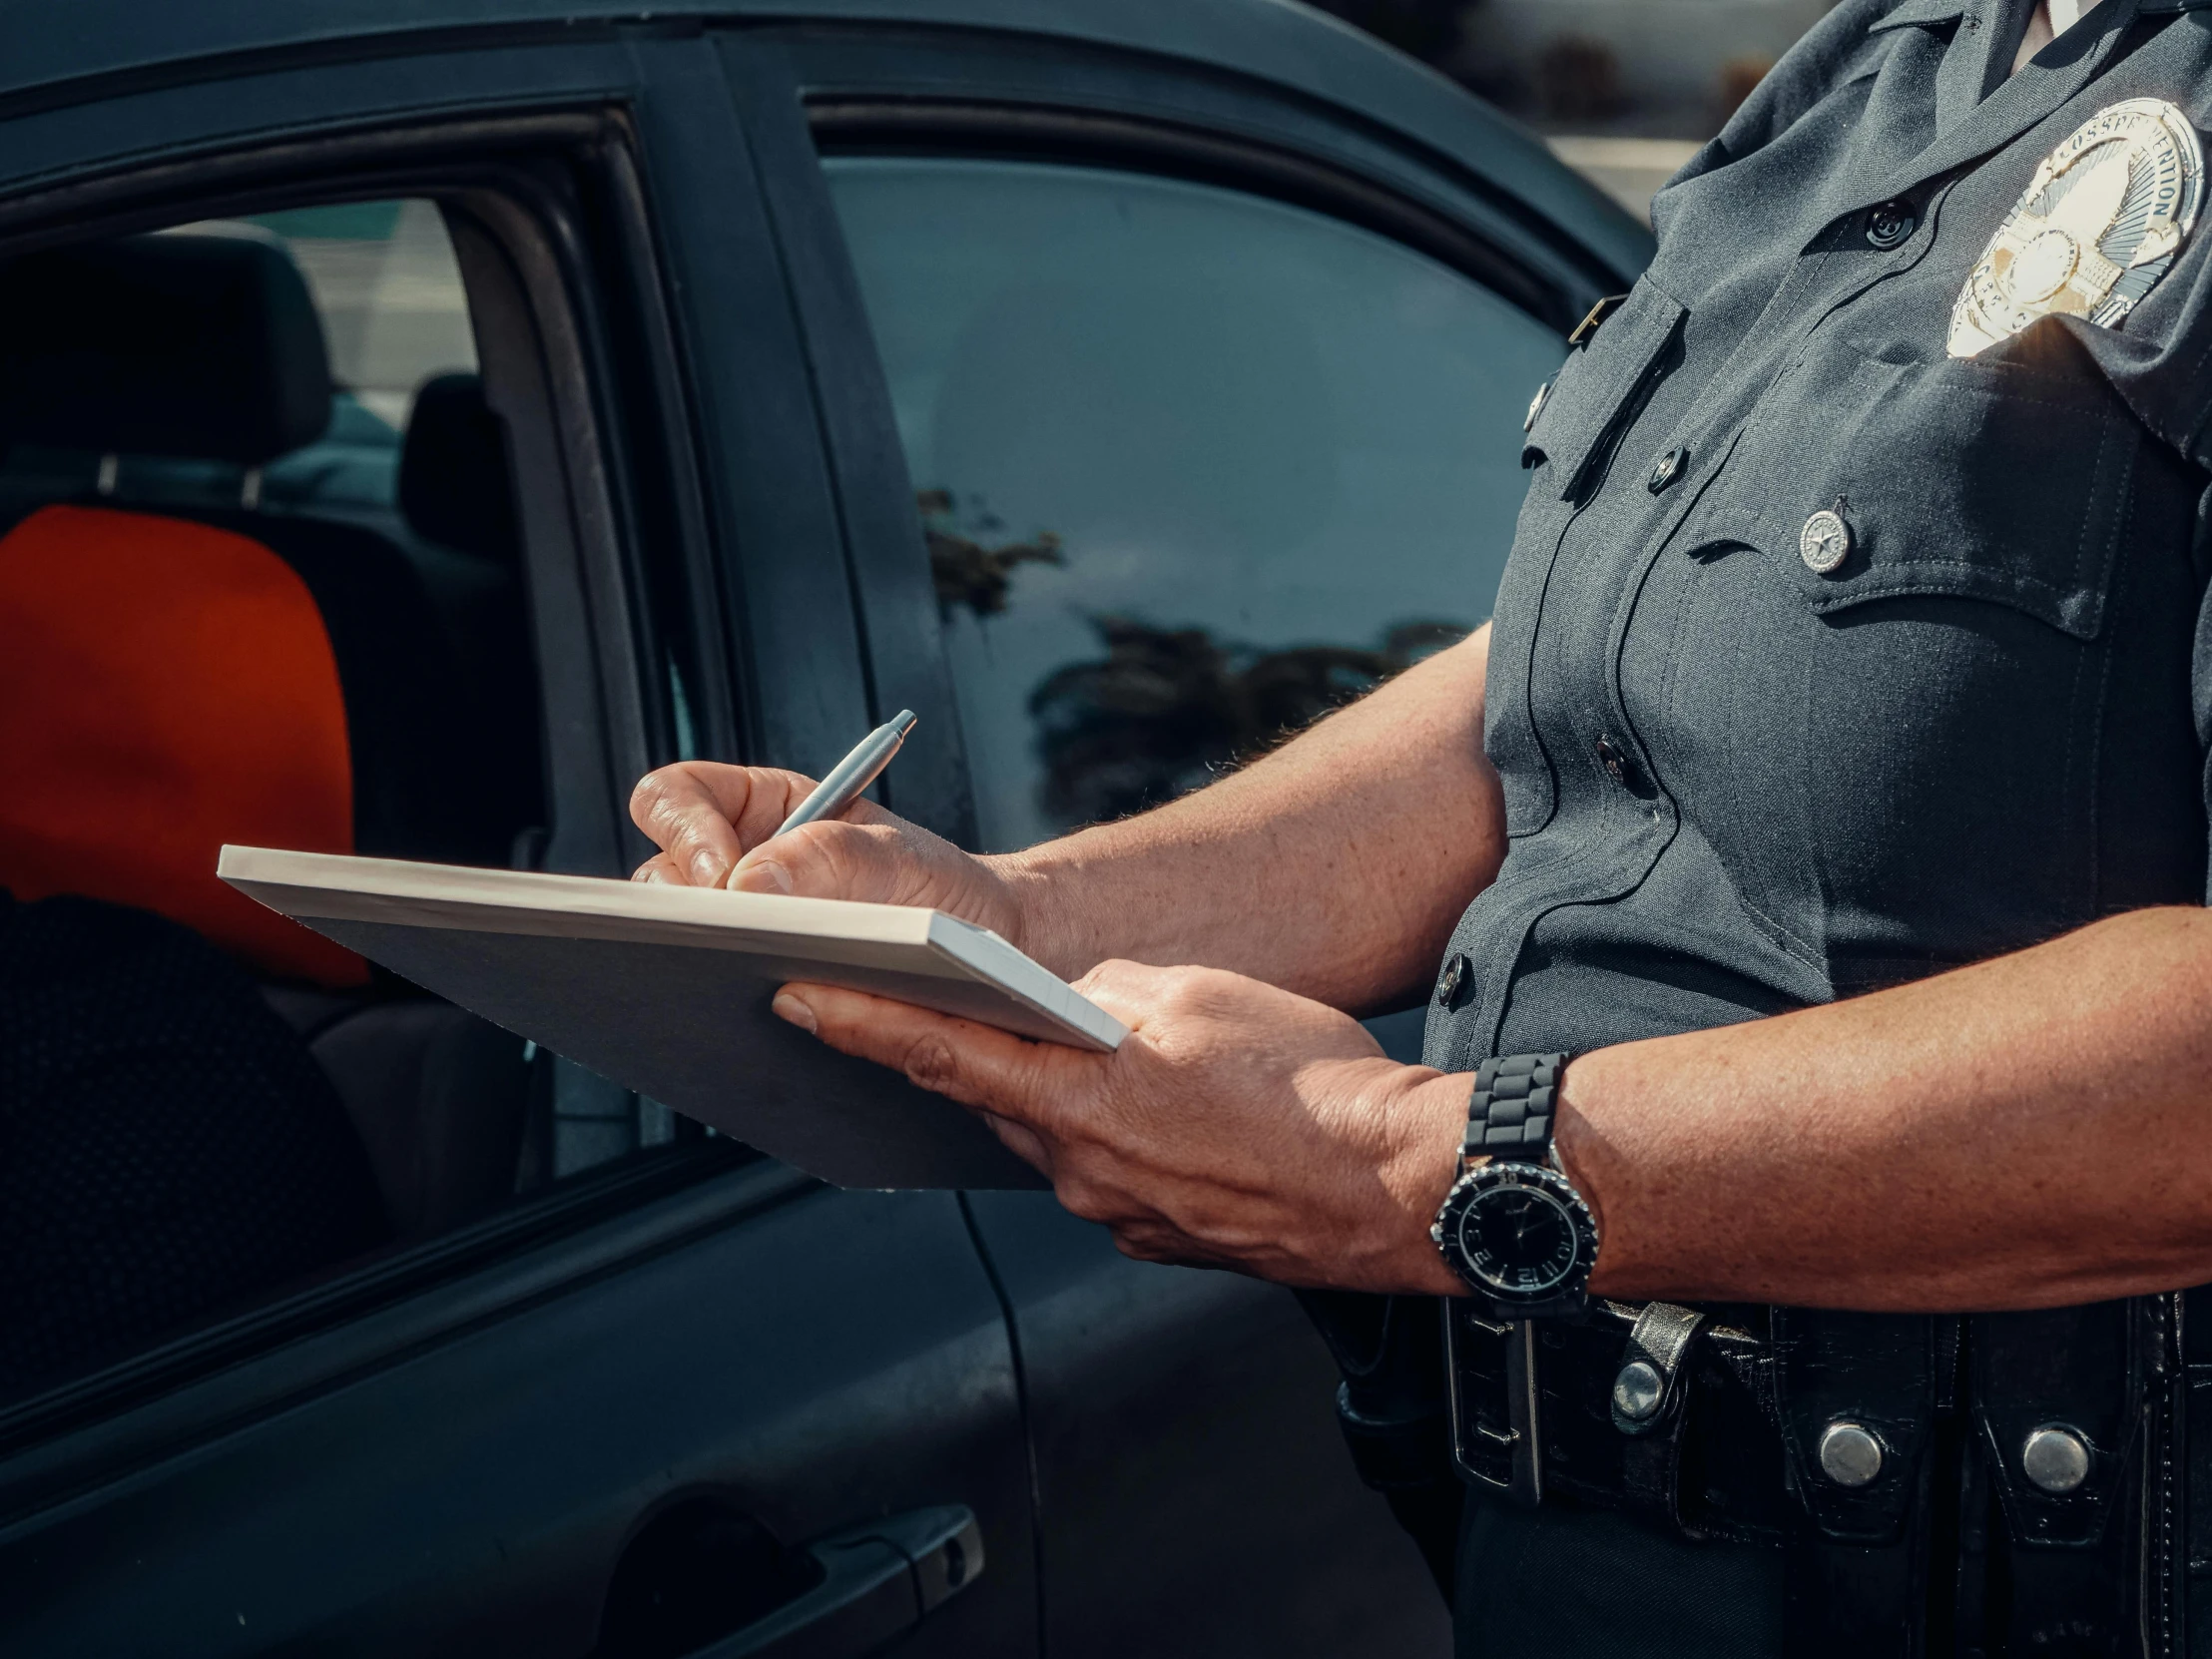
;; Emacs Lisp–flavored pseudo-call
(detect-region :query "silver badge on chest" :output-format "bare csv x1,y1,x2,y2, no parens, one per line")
1948,98,2204,359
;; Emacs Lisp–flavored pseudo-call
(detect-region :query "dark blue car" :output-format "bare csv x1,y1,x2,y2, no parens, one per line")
0,2,1646,1652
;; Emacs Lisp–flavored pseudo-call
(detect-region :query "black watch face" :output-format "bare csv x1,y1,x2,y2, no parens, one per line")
1454,1181,1583,1297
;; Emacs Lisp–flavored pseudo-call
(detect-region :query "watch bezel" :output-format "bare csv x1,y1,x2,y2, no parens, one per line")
1431,1159,1598,1316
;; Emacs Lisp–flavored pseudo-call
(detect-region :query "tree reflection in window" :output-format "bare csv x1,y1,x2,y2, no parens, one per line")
920,487,1064,621
916,488,1467,831
1029,616,1467,829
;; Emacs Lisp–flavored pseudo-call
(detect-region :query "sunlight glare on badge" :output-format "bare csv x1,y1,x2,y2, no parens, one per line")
1948,99,2203,359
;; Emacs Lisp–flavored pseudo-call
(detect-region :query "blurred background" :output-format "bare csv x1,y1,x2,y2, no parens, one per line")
1308,0,1841,221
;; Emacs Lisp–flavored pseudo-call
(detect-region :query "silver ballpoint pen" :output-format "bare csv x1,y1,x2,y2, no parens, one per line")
772,710,918,838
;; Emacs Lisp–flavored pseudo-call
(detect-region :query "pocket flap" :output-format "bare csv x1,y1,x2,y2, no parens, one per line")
1683,351,2137,640
1523,280,1687,498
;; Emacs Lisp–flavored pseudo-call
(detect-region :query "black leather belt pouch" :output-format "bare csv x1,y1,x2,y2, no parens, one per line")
1958,1300,2165,1657
1431,1290,2189,1654
1444,1297,1794,1541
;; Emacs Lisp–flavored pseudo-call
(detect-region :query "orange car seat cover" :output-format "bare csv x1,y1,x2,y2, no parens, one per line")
0,503,365,985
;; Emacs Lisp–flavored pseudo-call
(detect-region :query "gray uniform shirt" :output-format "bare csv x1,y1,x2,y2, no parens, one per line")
1424,0,2212,1649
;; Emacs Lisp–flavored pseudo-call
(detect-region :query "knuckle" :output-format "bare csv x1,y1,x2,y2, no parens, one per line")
629,767,678,827
1148,966,1210,1019
776,825,855,888
807,823,902,898
634,769,715,842
1081,959,1150,1007
901,1034,963,1094
805,820,864,867
1158,969,1197,1007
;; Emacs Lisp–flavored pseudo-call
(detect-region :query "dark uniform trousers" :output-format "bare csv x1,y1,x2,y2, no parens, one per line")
1314,0,2212,1652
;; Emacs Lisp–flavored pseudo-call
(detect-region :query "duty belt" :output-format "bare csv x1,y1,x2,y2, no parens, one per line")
1419,1292,2193,1656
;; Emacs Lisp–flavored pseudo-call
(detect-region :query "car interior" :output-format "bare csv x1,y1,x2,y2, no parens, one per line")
0,206,574,1399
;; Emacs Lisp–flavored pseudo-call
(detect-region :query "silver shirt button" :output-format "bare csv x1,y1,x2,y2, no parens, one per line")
1524,376,1554,434
1817,1419,1886,1486
2021,1424,2092,1494
1800,508,1853,574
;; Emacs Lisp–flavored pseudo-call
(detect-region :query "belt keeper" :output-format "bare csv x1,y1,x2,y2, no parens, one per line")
1613,1301,1708,1436
1613,1301,1710,1537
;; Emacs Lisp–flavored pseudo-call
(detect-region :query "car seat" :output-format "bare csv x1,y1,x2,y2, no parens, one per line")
0,890,391,1400
0,232,532,1246
390,369,543,863
0,496,388,1394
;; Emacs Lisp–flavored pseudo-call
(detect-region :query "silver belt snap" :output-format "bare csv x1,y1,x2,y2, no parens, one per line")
1611,1360,1664,1425
2021,1424,2092,1494
1817,1419,1885,1486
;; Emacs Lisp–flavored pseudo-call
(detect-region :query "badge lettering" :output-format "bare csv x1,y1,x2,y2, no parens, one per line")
1948,99,2203,358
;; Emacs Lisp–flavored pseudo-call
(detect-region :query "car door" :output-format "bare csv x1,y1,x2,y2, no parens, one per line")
0,30,1034,1659
707,20,1632,1656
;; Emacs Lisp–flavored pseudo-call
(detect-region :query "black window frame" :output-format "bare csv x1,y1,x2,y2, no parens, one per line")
807,98,1586,336
758,18,1620,325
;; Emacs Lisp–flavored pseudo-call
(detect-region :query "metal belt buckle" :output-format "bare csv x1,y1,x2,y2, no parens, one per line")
1442,1301,1544,1505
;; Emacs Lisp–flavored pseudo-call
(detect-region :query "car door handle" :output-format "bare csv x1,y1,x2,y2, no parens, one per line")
683,1505,984,1659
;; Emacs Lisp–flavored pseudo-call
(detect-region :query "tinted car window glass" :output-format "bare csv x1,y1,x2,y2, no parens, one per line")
223,201,475,517
220,201,476,516
253,201,477,427
0,191,663,1407
825,157,1567,852
0,202,477,523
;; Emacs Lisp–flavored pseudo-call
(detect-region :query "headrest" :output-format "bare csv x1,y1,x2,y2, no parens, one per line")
0,234,331,465
0,504,365,986
399,372,520,567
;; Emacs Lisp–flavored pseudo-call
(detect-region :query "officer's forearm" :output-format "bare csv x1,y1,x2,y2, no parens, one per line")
1557,905,2212,1311
995,624,1505,1013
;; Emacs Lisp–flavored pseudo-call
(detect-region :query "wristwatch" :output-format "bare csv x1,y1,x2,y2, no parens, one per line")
1431,1053,1598,1322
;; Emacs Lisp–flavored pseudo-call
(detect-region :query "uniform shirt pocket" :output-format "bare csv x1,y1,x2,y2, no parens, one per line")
1689,339,2136,638
1661,336,2137,968
1523,280,1689,499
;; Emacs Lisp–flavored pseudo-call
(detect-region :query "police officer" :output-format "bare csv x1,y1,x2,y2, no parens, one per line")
633,0,2212,1649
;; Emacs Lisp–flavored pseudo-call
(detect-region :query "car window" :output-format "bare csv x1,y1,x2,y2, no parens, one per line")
235,200,479,515
0,193,669,1407
1,203,475,525
824,157,1567,852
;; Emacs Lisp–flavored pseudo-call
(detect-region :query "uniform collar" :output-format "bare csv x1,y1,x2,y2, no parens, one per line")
1936,0,2024,131
1866,0,2145,208
1865,0,2064,134
1867,0,1970,32
1864,0,2211,29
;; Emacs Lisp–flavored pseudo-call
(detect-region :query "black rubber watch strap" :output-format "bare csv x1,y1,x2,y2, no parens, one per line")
1463,1053,1567,1167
